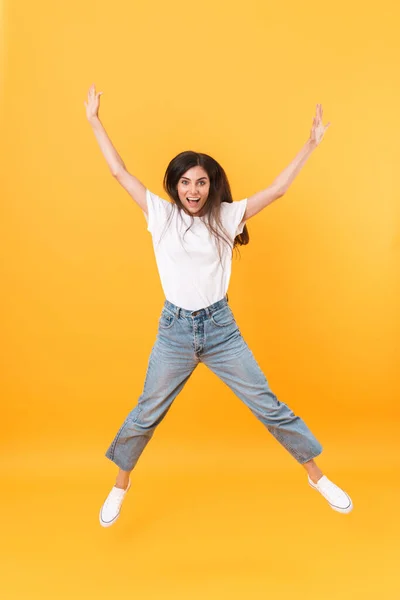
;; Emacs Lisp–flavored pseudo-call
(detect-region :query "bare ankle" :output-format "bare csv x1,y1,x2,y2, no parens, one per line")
115,469,131,489
302,459,323,484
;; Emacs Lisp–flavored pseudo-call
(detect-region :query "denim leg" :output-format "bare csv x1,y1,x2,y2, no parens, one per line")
202,309,323,464
105,313,198,471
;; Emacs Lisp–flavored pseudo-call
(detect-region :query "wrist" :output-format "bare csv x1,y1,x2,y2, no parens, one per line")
306,138,318,151
88,115,101,127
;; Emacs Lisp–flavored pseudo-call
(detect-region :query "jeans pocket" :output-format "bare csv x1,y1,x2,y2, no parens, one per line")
211,306,235,327
159,308,176,329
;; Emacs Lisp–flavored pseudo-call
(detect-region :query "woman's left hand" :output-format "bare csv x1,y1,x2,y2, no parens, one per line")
309,104,331,146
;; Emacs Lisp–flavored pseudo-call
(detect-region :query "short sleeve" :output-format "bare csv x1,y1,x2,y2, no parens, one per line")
143,189,173,234
220,199,248,240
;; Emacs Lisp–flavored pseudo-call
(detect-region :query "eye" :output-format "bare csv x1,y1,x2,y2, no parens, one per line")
182,180,188,185
200,181,206,185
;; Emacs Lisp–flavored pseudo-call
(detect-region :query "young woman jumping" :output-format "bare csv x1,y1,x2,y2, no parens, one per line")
84,84,353,527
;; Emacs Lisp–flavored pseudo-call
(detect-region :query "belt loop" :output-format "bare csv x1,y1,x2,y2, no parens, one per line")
176,306,180,318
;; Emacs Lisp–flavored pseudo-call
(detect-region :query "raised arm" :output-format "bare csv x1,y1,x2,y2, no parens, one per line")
84,84,147,214
242,104,331,222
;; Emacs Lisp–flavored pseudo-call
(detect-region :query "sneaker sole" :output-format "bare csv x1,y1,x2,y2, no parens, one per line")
308,480,353,514
99,510,121,527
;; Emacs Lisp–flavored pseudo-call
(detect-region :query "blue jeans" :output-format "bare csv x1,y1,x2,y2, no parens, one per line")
105,297,322,471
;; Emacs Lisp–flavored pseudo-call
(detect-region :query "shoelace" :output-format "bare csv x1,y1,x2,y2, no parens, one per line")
104,487,125,509
319,478,347,503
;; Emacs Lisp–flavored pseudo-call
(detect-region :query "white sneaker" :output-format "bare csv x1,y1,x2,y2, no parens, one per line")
99,481,131,527
308,475,353,514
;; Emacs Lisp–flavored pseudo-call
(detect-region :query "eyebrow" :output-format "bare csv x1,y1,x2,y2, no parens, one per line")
181,176,208,181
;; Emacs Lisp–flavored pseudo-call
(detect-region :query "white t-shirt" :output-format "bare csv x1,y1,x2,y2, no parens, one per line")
143,189,247,311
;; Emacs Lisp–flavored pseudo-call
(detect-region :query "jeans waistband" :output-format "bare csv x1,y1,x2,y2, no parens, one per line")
164,296,229,319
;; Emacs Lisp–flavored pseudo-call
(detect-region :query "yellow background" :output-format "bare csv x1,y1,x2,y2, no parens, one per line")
1,0,399,598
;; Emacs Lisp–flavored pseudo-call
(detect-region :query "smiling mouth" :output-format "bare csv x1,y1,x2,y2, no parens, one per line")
187,197,201,204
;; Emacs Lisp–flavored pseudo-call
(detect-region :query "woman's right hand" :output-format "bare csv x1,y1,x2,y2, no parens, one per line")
84,83,103,122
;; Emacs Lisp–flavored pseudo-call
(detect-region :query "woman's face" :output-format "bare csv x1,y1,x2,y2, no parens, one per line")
176,166,210,216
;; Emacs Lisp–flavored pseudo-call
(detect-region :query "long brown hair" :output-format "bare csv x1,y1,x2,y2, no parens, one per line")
161,150,249,263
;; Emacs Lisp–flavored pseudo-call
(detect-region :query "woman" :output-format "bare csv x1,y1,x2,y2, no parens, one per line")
84,84,353,527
